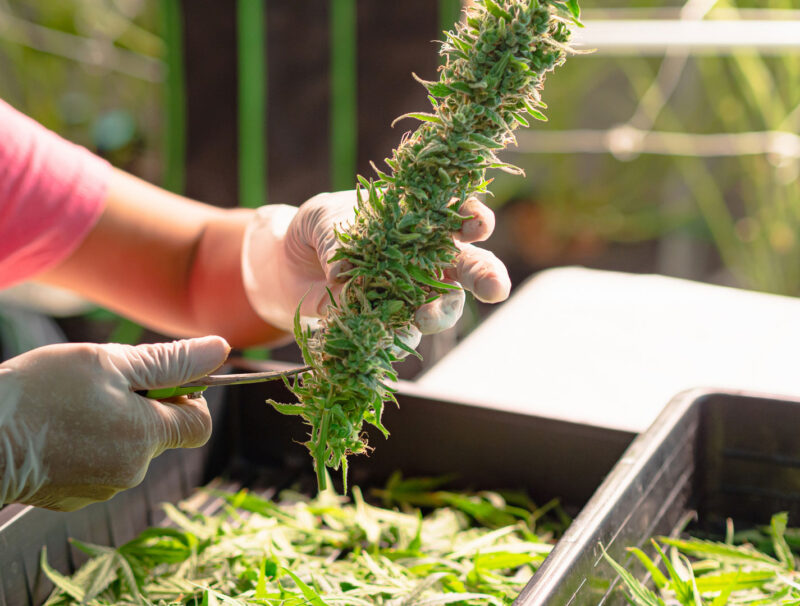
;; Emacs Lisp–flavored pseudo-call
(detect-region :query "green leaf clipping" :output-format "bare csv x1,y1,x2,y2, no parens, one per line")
40,481,569,606
281,568,330,606
41,548,87,603
770,511,795,570
613,514,800,606
600,544,665,606
626,546,669,589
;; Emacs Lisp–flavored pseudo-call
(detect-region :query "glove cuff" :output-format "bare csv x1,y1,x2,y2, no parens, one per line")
241,204,300,331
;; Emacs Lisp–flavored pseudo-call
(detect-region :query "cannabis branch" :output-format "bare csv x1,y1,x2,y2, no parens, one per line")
270,0,580,490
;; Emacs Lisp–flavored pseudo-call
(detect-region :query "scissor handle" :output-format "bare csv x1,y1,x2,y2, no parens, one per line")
140,385,208,399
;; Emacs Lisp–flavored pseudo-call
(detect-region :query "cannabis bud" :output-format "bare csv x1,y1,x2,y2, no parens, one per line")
270,0,580,491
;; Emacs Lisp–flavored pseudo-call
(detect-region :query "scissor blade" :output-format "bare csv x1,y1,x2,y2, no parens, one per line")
180,365,311,389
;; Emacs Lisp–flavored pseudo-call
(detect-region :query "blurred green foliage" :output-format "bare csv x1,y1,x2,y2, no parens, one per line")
0,0,166,343
0,0,164,181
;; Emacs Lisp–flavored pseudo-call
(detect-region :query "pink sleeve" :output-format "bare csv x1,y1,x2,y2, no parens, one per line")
0,98,111,289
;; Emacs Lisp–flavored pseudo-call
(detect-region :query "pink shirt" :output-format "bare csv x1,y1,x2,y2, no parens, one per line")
0,99,110,289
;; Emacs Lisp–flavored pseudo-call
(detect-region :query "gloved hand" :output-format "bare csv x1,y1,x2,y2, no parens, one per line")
241,190,511,339
0,335,230,512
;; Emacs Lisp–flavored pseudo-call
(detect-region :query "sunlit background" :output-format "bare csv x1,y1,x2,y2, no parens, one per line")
0,0,798,369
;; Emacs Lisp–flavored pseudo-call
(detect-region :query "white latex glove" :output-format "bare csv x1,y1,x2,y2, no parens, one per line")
241,190,510,339
0,335,230,511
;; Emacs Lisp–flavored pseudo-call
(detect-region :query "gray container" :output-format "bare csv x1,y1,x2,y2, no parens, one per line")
0,375,633,605
517,388,800,605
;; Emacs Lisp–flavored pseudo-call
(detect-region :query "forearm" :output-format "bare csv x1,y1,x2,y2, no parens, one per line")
39,168,289,347
184,205,293,347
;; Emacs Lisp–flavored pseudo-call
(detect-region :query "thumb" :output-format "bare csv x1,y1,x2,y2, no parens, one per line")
152,397,214,451
113,336,231,391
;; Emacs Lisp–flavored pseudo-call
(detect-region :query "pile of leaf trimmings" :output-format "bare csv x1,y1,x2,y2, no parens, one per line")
271,0,579,491
42,476,568,606
605,512,800,605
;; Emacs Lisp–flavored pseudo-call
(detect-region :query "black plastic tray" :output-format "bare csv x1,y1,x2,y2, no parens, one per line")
0,376,633,605
516,388,800,605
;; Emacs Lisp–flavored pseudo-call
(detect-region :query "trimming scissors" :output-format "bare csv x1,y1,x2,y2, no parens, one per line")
140,365,312,399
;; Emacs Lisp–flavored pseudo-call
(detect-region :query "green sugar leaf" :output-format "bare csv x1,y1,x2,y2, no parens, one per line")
565,0,581,19
448,80,474,95
428,82,456,97
391,112,443,128
393,333,423,360
81,552,120,602
484,0,513,22
445,31,473,55
512,112,530,127
469,133,505,149
269,401,307,416
68,537,112,558
254,559,271,598
524,101,549,121
407,265,462,291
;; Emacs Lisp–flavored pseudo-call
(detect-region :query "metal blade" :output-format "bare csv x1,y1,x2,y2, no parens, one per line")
180,365,311,389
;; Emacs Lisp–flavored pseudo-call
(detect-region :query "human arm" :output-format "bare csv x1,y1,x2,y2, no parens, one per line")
38,174,510,348
38,168,289,348
2,96,508,347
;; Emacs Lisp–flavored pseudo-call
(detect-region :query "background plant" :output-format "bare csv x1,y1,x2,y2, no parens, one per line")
0,0,166,181
493,0,800,295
